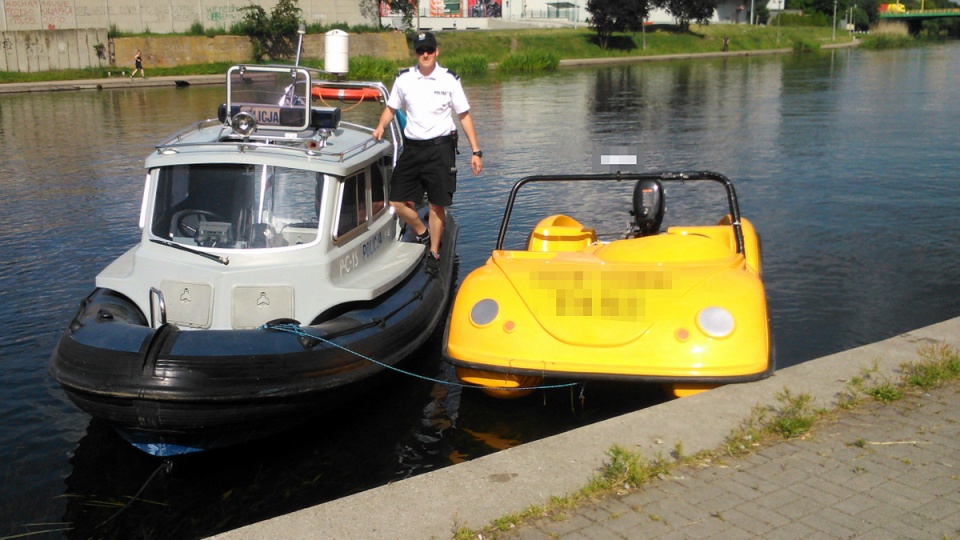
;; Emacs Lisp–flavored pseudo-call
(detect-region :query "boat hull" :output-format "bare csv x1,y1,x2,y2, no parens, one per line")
51,220,458,456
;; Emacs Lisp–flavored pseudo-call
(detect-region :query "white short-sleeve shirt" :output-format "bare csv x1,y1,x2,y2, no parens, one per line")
386,64,471,141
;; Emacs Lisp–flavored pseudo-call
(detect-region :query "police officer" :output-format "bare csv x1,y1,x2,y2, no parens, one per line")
372,31,483,274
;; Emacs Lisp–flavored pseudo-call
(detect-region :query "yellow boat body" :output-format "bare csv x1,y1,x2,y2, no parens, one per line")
444,213,772,399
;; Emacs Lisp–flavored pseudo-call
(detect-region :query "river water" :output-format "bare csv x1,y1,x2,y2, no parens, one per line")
2,44,959,538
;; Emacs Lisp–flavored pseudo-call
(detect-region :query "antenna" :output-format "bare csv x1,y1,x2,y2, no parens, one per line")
294,23,306,67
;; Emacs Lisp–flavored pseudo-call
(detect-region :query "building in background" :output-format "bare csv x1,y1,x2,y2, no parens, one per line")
381,0,780,30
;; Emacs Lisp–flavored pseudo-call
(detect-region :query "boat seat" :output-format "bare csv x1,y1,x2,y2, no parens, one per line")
527,214,597,252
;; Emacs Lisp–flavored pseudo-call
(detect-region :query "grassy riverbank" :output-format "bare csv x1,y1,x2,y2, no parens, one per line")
0,25,855,85
440,24,847,62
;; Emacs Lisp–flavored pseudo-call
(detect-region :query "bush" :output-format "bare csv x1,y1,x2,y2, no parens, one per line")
859,34,916,49
302,23,386,36
239,0,303,61
335,55,402,81
792,37,820,53
497,50,560,73
187,21,205,36
443,54,490,77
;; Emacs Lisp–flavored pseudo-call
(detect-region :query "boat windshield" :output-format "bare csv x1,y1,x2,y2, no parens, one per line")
150,163,323,249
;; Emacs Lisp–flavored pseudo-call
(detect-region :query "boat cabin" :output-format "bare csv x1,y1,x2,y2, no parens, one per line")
96,65,416,330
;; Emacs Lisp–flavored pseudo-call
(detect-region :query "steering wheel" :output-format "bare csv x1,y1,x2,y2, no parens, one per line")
172,210,227,238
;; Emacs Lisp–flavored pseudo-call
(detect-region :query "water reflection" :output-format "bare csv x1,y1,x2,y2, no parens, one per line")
57,335,661,537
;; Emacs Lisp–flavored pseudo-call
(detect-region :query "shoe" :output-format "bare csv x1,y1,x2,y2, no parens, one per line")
424,251,440,276
415,229,430,245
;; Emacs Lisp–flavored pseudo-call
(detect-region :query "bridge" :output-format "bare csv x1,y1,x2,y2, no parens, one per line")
879,7,960,19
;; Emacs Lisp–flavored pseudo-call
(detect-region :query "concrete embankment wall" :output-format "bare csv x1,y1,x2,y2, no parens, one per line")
874,20,910,35
0,28,106,71
0,0,365,33
1,31,409,72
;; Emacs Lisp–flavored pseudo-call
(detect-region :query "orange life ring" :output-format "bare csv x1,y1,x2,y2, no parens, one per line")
311,86,381,103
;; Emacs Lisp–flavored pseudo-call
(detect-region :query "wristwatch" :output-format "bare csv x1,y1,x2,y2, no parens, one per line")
472,150,483,158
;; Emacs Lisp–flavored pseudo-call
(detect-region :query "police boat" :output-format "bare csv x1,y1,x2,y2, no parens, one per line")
50,53,458,456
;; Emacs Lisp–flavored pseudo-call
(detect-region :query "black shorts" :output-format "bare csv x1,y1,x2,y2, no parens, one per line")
390,143,457,207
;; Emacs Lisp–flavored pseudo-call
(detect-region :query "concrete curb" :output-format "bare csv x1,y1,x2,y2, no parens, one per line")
0,74,223,95
557,39,858,67
211,316,960,539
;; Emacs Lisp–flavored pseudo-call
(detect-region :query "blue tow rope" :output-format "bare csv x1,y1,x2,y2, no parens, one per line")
261,322,581,393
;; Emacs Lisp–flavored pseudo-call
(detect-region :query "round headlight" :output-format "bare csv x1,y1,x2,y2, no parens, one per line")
470,299,498,326
231,111,258,136
696,307,735,338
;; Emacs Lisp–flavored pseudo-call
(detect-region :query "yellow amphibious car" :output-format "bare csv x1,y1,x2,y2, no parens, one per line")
443,172,774,399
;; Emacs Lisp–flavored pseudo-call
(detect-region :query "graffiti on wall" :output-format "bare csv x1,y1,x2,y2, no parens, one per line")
171,4,197,22
206,4,243,25
3,0,82,30
5,0,42,26
75,5,107,17
41,0,74,28
141,5,171,23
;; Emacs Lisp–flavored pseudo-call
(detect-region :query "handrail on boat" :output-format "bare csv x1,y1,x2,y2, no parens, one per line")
153,75,400,167
310,80,402,167
149,287,167,329
495,171,746,256
157,118,228,148
153,135,385,163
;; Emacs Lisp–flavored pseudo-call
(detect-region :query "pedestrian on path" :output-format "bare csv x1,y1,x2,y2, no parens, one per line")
131,50,145,79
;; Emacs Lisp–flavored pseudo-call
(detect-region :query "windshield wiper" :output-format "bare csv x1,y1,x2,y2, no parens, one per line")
150,239,230,265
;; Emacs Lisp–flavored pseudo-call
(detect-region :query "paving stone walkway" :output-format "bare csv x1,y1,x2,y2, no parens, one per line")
497,383,960,539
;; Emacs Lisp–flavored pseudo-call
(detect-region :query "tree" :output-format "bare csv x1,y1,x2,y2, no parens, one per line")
654,0,718,30
384,0,416,31
360,0,383,26
586,0,651,50
240,0,303,62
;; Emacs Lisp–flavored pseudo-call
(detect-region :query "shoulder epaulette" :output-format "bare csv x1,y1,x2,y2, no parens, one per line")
447,68,460,80
396,67,414,77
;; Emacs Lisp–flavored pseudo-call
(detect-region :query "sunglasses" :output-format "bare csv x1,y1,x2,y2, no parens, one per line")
416,46,437,55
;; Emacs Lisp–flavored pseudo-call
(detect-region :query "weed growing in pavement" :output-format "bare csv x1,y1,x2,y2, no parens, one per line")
841,359,903,407
768,387,821,438
904,343,960,389
865,382,904,403
839,344,960,409
588,445,670,493
724,403,768,456
723,387,823,457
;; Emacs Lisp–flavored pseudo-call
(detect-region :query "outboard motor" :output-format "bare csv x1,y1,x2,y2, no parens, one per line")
632,179,664,237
